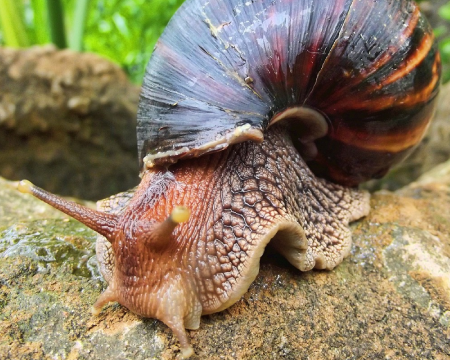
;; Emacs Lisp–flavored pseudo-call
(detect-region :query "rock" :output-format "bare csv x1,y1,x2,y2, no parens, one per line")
0,46,141,200
1,158,449,359
412,157,450,187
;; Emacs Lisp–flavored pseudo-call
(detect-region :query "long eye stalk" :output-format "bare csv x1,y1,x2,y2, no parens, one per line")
18,180,119,241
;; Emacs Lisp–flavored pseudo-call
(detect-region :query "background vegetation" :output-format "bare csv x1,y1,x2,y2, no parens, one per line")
0,0,184,83
436,1,450,81
0,0,450,83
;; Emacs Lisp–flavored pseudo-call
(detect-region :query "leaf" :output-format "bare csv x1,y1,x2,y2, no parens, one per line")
0,0,30,47
439,3,450,21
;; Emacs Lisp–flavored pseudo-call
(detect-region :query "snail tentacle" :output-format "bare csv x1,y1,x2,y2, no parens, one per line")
17,180,119,241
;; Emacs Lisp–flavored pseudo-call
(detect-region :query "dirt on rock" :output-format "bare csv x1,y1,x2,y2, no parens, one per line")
0,158,449,359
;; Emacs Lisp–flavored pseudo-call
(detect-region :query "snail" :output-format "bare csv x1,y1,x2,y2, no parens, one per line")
17,0,440,357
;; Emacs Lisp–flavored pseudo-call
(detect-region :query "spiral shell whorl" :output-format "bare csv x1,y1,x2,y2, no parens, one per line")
137,0,440,185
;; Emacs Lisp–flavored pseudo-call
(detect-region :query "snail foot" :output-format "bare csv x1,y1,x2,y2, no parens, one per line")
178,346,194,359
92,286,117,315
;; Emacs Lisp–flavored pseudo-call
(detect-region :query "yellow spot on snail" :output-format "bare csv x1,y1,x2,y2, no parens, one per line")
204,18,219,38
233,123,252,138
18,180,34,194
170,206,191,224
180,346,194,359
91,306,102,316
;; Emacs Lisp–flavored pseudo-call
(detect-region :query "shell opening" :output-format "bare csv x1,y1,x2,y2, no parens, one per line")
142,124,264,170
270,107,329,161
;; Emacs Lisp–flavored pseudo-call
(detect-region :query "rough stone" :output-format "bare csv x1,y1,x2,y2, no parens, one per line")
0,159,449,359
0,46,140,200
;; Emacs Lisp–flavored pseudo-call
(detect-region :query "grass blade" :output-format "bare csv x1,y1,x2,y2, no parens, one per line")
46,0,67,48
31,0,49,44
70,0,91,51
0,0,30,47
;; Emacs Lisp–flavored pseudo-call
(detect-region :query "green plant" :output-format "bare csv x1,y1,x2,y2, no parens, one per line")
0,0,91,49
0,0,184,83
82,0,184,82
438,2,450,82
46,0,68,48
0,0,29,47
70,0,90,50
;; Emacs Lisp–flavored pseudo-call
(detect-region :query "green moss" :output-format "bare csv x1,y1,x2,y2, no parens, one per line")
0,219,98,278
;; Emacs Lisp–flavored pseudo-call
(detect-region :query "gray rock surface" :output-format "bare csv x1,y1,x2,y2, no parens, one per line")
0,46,140,200
0,160,449,359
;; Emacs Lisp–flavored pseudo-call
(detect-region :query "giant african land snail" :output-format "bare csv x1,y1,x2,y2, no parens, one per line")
18,0,440,357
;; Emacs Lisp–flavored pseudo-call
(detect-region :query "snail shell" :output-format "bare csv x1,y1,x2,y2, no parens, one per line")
137,0,440,185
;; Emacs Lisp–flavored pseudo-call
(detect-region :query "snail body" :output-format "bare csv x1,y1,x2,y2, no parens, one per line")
19,0,439,357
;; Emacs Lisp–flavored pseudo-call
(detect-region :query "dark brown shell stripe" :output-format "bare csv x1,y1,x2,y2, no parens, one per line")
137,0,440,185
306,0,441,184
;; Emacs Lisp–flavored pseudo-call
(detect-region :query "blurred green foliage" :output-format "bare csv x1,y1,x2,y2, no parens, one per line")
0,0,184,83
1,0,450,83
437,2,450,82
83,0,184,82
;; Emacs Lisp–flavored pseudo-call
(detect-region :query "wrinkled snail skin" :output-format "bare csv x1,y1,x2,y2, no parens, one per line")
17,0,440,358
94,125,370,356
19,126,369,357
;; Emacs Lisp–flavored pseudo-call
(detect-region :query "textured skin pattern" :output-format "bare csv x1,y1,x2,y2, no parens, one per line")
21,125,369,357
96,190,134,282
97,126,369,317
